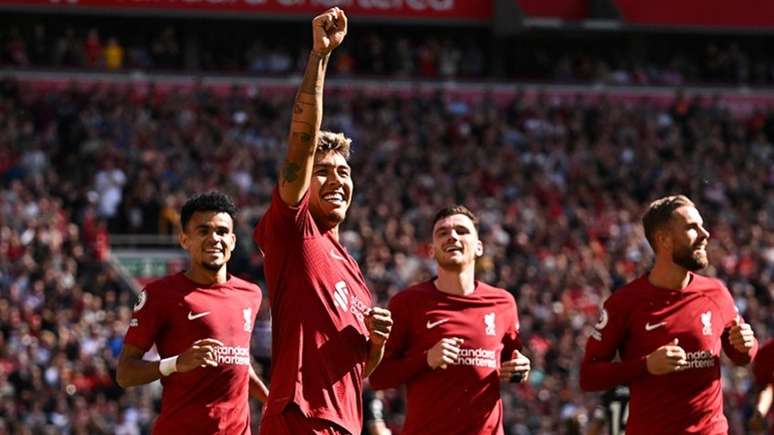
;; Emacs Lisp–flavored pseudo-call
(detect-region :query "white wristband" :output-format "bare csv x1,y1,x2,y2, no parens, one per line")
159,356,178,376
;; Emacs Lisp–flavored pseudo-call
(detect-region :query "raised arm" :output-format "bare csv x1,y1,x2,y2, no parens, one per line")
279,7,347,206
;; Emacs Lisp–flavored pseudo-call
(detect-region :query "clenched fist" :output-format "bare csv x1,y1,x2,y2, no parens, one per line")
499,350,531,383
365,307,393,347
646,338,687,375
427,337,463,370
312,7,348,56
727,319,755,353
177,338,224,372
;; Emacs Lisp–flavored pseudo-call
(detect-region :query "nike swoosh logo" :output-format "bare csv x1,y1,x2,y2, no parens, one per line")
426,319,449,329
330,249,347,261
645,321,667,331
188,311,211,320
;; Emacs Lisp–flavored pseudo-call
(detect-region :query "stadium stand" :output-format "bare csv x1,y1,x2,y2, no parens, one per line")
0,72,771,433
2,18,774,85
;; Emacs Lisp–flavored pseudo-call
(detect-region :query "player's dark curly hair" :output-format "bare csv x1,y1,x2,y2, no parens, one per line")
180,191,238,231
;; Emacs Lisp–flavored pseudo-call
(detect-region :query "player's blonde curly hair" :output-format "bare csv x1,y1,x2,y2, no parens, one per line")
317,131,351,160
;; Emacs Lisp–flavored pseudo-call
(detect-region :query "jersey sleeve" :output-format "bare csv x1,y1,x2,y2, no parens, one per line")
716,281,758,365
123,287,164,352
253,186,319,251
501,295,523,362
580,294,648,391
752,340,774,386
368,294,430,390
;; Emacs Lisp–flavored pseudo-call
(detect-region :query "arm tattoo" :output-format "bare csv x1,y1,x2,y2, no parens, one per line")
291,120,315,128
300,52,328,95
292,132,312,144
282,160,301,183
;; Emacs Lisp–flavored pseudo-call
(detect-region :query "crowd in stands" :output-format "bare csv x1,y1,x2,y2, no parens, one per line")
532,41,774,86
0,73,772,434
3,20,774,85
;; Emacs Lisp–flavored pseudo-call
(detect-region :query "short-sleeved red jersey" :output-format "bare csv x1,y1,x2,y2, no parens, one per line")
753,339,774,434
369,280,522,435
123,272,262,435
754,339,774,387
254,188,372,434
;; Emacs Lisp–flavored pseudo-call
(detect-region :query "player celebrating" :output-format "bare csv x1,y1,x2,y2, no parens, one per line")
369,205,530,435
253,8,392,435
580,194,758,434
117,191,268,434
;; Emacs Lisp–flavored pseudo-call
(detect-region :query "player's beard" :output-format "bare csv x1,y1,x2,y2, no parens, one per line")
201,261,224,272
672,243,708,271
201,256,228,272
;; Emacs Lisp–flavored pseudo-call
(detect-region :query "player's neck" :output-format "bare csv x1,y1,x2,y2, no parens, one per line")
317,219,341,241
648,258,691,290
329,225,340,242
185,267,229,286
434,267,476,296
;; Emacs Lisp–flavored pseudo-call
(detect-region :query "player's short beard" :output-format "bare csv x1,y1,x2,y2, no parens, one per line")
328,209,346,224
672,244,708,271
201,260,225,272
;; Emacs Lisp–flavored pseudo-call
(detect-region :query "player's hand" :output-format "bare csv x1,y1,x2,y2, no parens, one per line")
728,319,755,353
312,7,347,56
365,307,393,347
646,338,687,375
499,350,531,382
176,338,223,372
427,337,463,370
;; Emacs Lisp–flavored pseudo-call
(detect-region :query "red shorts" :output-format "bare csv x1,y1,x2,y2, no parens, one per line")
259,405,351,435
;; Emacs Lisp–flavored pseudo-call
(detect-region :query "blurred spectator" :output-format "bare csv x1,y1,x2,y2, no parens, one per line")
53,28,83,67
94,158,126,221
5,28,29,67
28,25,48,65
83,29,103,68
150,27,180,69
104,37,124,70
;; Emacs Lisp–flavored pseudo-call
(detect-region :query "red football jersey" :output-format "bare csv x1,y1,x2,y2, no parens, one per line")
254,188,372,434
123,272,262,435
581,273,758,435
754,339,774,387
369,280,522,435
753,339,774,434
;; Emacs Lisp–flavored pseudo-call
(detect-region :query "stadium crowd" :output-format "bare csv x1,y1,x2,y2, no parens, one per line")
0,73,772,434
2,21,774,85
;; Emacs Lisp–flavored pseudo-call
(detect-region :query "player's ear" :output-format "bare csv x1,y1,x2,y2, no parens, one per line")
228,232,236,251
178,230,189,251
475,240,483,257
655,228,671,254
